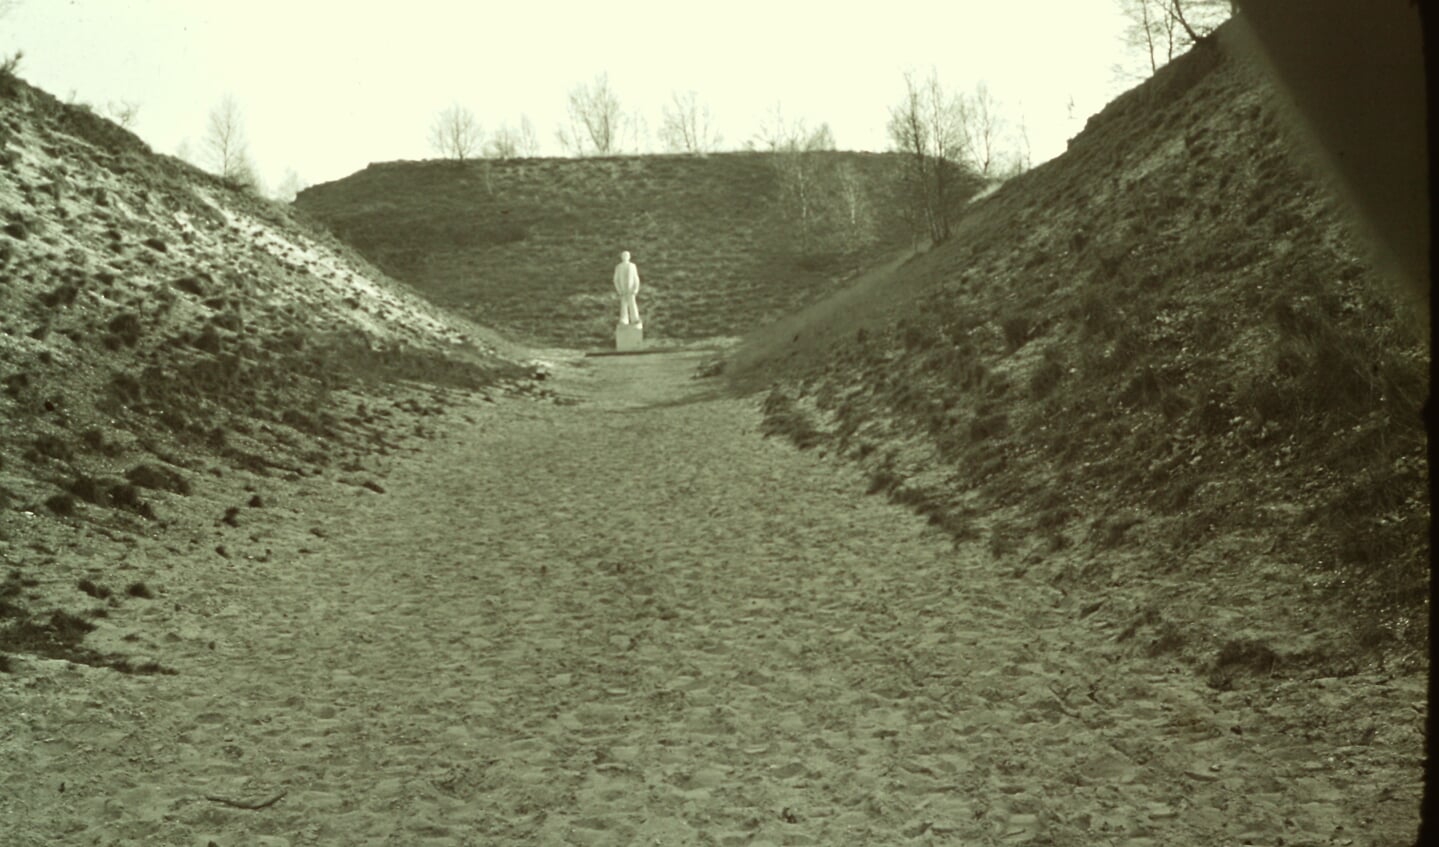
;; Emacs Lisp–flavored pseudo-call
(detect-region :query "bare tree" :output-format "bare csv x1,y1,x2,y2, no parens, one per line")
660,90,722,154
624,112,651,154
558,73,624,156
806,122,836,152
0,0,19,73
175,138,197,166
272,168,306,203
486,124,521,159
889,74,932,241
430,103,483,161
888,70,969,243
516,115,540,157
1118,0,1173,75
750,103,834,151
749,102,792,152
104,100,140,129
833,161,871,241
204,95,259,189
1009,114,1033,176
963,81,1004,178
1117,0,1232,77
1166,0,1230,44
750,105,841,253
0,0,19,62
489,116,542,158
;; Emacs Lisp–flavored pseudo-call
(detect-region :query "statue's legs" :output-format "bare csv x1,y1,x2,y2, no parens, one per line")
620,295,641,325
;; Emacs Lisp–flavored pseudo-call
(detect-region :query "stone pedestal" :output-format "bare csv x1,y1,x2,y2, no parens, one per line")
615,322,644,352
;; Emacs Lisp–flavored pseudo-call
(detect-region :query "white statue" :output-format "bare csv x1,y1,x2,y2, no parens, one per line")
613,250,641,326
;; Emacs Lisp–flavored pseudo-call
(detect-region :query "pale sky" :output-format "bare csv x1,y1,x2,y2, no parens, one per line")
0,1,1138,191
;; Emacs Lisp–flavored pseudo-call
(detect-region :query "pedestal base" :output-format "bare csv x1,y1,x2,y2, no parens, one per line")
615,322,644,352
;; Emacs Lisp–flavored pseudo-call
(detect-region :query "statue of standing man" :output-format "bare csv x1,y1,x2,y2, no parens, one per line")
613,250,641,327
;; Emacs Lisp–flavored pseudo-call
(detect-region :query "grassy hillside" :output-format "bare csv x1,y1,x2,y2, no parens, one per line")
726,30,1428,677
0,71,534,672
296,151,930,345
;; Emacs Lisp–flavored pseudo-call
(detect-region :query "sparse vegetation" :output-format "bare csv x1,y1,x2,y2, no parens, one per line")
741,31,1428,671
296,151,913,344
0,21,1423,843
0,68,529,687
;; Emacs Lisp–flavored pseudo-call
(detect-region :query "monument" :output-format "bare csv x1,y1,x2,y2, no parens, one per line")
613,249,643,352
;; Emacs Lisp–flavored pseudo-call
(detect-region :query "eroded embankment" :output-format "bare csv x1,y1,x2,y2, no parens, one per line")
735,31,1428,686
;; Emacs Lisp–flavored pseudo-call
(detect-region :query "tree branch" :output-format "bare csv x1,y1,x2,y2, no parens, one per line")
1167,0,1211,46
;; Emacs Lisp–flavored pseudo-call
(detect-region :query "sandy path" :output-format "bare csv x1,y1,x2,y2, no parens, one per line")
0,351,1422,846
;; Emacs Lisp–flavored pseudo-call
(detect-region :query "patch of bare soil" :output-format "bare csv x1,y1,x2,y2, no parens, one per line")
0,352,1421,845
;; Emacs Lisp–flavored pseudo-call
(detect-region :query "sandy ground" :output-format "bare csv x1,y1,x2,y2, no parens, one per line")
0,351,1424,846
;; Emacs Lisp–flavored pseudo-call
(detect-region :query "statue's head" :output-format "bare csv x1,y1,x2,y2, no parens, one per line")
620,251,630,262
